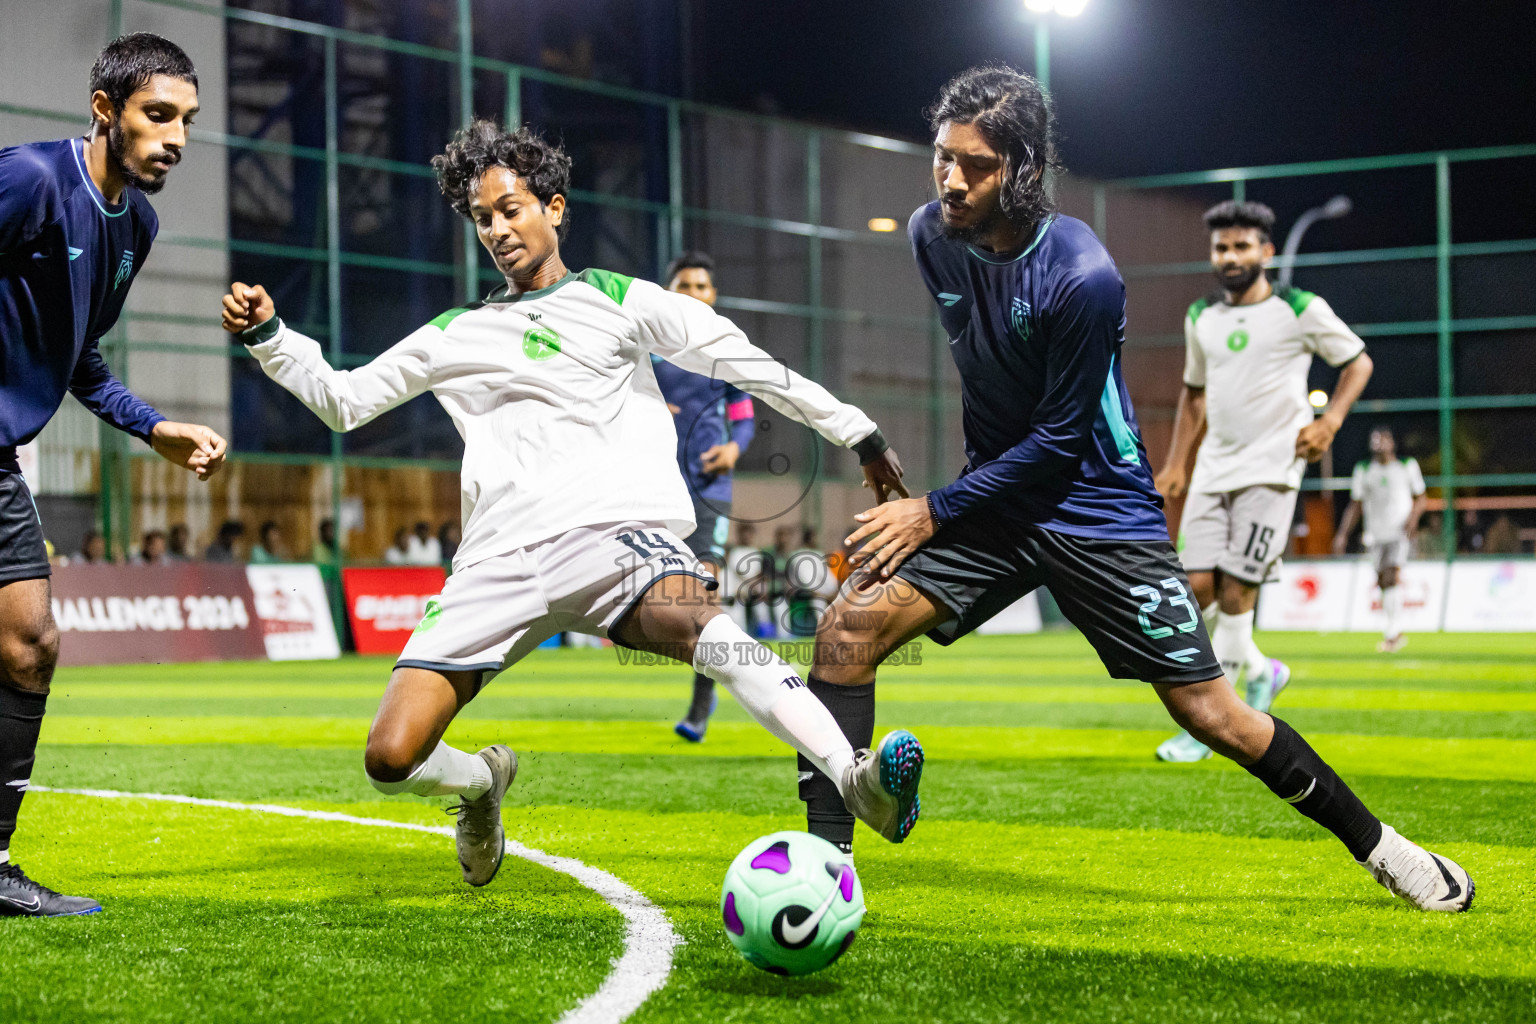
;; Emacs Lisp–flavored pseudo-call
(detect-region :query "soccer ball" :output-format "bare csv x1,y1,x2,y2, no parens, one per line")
719,830,865,976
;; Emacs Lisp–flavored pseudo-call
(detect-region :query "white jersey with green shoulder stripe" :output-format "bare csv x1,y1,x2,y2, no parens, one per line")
1184,286,1365,493
245,268,878,570
1351,456,1426,547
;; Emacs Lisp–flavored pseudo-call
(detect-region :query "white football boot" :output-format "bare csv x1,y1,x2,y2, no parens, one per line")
1358,824,1474,912
449,744,518,887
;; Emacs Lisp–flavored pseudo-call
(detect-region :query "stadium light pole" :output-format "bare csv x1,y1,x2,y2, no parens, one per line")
1277,195,1352,290
1023,0,1087,94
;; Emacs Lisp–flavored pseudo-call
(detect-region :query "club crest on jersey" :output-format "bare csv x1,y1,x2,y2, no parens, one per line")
1010,296,1032,341
523,326,561,360
113,250,135,290
1226,328,1249,352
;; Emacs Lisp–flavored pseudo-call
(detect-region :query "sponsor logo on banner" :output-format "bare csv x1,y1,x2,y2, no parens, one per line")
343,567,447,655
52,564,267,665
245,564,341,661
1443,560,1536,631
1256,561,1357,631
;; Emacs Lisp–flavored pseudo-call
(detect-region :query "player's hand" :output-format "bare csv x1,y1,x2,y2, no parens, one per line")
151,421,228,480
860,449,908,503
845,496,935,588
221,282,275,335
1154,464,1189,499
700,441,740,475
1296,415,1341,462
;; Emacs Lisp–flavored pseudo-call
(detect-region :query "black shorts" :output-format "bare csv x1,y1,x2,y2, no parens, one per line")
894,510,1220,685
0,473,51,585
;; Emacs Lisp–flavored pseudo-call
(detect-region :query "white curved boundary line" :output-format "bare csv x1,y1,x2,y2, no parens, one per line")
33,786,681,1024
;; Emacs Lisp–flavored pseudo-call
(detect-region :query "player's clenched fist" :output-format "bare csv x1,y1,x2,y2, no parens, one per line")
221,281,275,334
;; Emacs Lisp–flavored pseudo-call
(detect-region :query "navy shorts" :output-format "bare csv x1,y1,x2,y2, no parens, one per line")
0,473,51,585
895,510,1221,685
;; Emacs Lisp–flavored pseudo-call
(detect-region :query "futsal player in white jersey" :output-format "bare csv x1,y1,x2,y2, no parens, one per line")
1154,200,1375,762
220,119,925,886
1334,426,1427,652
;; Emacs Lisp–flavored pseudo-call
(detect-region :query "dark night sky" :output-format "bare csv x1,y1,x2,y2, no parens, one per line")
693,0,1536,179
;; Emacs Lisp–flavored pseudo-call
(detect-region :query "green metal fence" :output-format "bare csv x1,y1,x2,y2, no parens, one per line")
4,0,1533,565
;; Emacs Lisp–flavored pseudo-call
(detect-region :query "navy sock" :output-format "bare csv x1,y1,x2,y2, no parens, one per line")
0,685,47,854
798,676,874,852
1244,716,1383,860
685,672,715,723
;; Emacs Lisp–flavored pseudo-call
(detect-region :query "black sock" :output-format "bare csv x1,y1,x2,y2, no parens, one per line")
1244,715,1383,861
686,672,715,722
798,676,875,851
0,685,47,854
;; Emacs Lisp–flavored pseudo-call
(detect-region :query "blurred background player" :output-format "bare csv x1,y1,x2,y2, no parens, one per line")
1154,200,1374,762
649,251,756,741
0,33,227,917
1334,426,1427,652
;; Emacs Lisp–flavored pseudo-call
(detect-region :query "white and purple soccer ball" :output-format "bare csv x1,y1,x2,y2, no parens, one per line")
719,830,865,975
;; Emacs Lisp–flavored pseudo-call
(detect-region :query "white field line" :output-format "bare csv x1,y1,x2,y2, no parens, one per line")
32,786,681,1024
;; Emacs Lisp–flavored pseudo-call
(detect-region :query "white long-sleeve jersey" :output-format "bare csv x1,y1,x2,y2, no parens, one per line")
244,269,879,571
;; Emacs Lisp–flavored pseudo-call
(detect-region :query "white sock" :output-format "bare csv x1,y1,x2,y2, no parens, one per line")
1382,586,1402,638
0,848,8,865
1211,610,1256,688
1201,602,1219,631
367,741,492,799
693,614,856,790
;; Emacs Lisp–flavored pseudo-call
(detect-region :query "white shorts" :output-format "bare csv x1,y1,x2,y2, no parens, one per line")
1368,536,1411,574
1179,485,1299,585
396,521,717,684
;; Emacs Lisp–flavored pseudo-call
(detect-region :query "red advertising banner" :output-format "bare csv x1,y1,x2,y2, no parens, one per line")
51,564,268,666
342,566,446,655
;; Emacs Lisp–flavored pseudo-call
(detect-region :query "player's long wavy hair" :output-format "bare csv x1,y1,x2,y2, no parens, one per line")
432,119,573,239
926,66,1060,230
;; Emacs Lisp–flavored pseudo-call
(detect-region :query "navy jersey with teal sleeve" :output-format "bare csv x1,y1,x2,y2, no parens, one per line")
650,355,755,505
911,204,1167,540
0,138,165,473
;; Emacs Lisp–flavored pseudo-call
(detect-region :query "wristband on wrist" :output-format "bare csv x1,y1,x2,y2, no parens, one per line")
240,316,282,346
851,428,889,466
925,492,943,530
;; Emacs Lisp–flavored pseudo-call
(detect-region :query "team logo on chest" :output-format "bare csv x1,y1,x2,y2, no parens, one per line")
113,250,135,290
1010,296,1032,341
1226,328,1249,352
523,325,561,361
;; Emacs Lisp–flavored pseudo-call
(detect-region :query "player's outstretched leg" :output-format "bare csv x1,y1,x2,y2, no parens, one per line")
364,666,516,887
614,575,923,844
1159,676,1473,911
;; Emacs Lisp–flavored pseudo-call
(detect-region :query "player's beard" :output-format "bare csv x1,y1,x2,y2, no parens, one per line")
107,120,173,196
939,193,1011,246
1215,262,1263,294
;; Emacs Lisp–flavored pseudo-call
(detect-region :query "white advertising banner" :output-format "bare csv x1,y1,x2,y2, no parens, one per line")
977,592,1043,635
1256,561,1357,631
1443,560,1536,632
1349,560,1448,633
245,564,342,661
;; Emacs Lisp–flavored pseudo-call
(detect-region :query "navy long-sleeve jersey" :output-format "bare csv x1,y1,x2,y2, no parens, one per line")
912,203,1168,540
0,138,165,473
650,354,755,505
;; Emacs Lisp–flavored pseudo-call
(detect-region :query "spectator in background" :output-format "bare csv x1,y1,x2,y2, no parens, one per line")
311,517,338,563
250,520,285,563
1417,512,1446,557
437,521,460,564
1484,513,1520,554
405,520,441,565
205,520,245,563
71,529,109,564
135,530,168,565
383,527,411,565
167,523,192,561
1458,509,1485,554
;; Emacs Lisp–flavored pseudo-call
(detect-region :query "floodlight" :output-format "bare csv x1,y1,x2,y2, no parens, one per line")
867,218,899,233
1025,0,1054,12
1054,0,1088,16
1309,390,1329,408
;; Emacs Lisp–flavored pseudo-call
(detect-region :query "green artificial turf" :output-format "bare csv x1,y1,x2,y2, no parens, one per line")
4,631,1533,1023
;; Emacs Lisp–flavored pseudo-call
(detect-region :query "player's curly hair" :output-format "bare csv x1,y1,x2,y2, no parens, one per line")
432,119,572,238
925,65,1060,229
1204,200,1276,242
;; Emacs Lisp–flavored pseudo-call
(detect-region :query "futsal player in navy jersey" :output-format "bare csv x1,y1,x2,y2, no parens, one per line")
650,252,757,741
795,66,1472,912
0,34,227,917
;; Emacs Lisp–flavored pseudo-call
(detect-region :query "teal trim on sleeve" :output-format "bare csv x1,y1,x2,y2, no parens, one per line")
1099,355,1141,465
578,268,635,305
240,316,283,346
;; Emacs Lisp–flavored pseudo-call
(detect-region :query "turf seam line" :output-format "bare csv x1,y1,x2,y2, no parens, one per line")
31,786,682,1024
